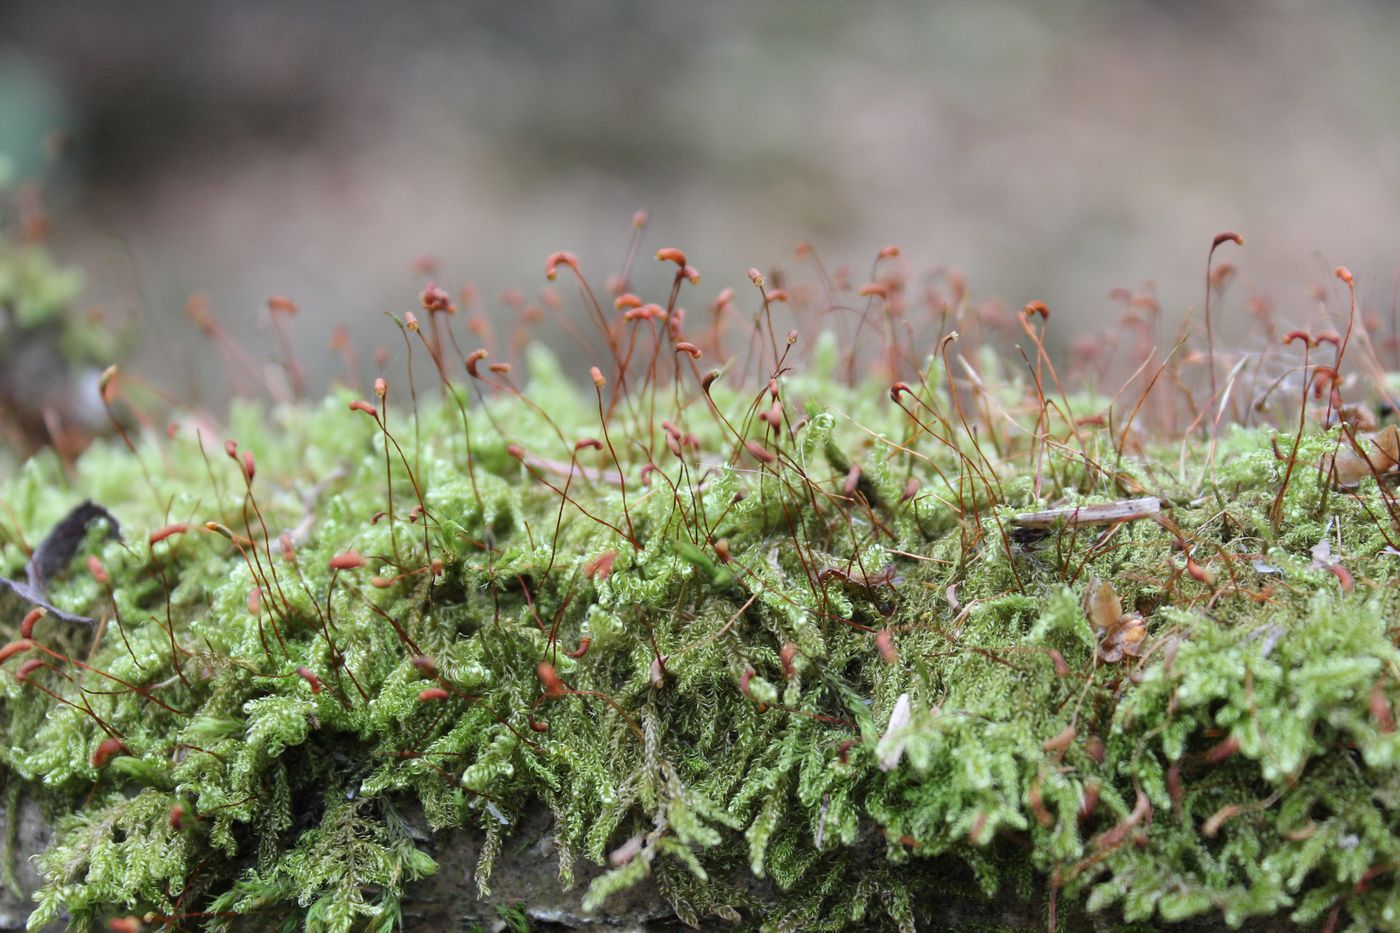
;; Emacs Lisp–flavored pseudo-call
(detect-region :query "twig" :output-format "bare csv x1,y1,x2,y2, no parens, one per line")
1012,497,1161,529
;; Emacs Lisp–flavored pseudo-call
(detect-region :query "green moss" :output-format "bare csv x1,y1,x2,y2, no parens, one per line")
3,301,1400,932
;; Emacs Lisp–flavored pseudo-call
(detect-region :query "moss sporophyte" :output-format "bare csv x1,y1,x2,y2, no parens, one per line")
5,230,1400,931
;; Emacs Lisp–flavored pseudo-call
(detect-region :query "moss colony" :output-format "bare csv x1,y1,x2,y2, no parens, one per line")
4,240,1400,932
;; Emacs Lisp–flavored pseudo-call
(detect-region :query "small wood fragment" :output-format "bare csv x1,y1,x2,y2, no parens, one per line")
1012,496,1161,529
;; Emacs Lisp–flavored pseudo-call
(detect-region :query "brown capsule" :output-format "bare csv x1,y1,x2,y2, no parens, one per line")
544,251,579,281
779,642,798,679
20,607,45,639
411,655,436,677
1203,803,1244,838
745,440,776,464
91,737,126,769
1042,725,1076,754
296,666,322,694
875,630,897,665
420,282,454,313
584,551,617,580
418,687,450,702
1202,735,1239,764
655,247,687,268
14,658,44,682
1095,787,1151,850
538,662,567,699
266,295,299,315
1185,555,1213,586
86,556,109,585
1283,822,1317,842
1167,761,1183,813
329,552,367,571
738,667,755,698
844,465,862,498
149,523,188,546
1029,775,1053,828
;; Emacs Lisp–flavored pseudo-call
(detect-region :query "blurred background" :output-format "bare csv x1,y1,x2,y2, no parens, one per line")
1,0,1399,406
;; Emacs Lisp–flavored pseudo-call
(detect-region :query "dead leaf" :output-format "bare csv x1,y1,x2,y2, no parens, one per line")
1084,576,1147,663
1309,523,1352,592
1328,425,1400,487
878,692,913,772
1084,577,1123,632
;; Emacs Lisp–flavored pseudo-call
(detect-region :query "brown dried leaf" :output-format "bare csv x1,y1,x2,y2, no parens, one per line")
1329,425,1400,487
1084,577,1123,633
1084,576,1147,663
1099,614,1147,663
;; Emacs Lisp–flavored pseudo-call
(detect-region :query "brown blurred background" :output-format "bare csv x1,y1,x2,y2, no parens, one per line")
2,0,1399,398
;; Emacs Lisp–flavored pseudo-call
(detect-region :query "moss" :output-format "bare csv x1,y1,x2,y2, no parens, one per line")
3,265,1400,932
